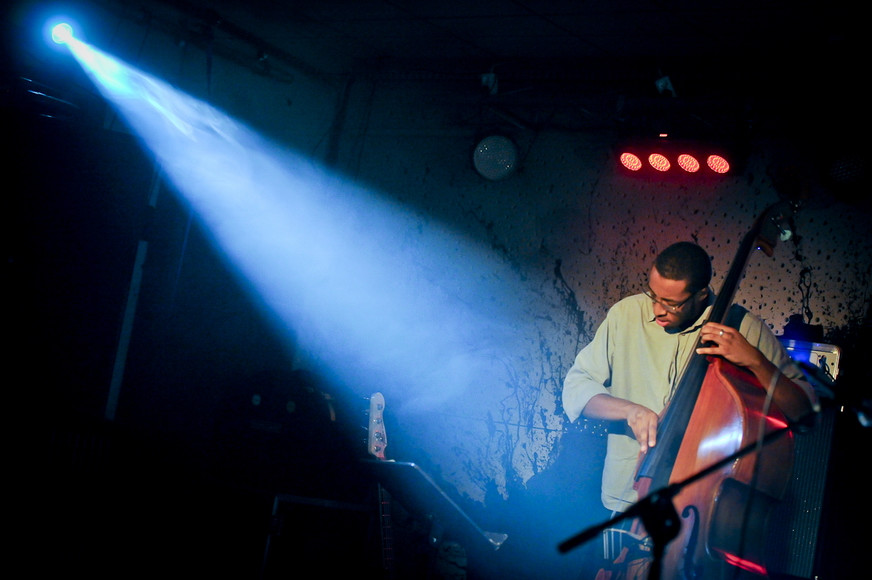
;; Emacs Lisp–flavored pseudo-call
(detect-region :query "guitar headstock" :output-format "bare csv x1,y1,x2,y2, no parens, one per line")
367,392,387,460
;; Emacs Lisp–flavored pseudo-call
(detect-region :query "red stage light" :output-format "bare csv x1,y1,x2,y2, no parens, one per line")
617,140,737,177
620,152,643,171
648,153,670,172
707,154,731,173
677,154,700,173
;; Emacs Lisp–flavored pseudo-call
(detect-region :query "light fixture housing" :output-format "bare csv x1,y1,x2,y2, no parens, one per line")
473,135,518,181
616,136,742,177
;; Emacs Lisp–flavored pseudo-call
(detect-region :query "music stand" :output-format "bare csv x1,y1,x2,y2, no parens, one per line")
361,459,508,553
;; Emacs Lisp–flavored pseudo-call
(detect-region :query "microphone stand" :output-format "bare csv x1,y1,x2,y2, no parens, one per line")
557,426,793,580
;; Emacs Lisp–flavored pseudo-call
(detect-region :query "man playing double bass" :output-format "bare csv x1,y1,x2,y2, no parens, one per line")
562,241,819,578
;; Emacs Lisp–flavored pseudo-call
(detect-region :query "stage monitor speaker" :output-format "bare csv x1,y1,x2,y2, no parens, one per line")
766,339,841,579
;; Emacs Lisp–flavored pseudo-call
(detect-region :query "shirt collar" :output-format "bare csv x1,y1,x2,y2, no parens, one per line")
643,291,715,335
685,291,716,333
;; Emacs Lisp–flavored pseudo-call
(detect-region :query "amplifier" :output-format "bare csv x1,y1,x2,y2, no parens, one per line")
766,339,841,579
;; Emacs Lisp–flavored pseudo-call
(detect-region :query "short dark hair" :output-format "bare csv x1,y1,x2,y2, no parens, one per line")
654,242,712,293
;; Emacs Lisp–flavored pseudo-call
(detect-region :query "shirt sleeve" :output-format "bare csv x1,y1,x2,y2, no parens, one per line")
739,310,820,413
562,307,615,422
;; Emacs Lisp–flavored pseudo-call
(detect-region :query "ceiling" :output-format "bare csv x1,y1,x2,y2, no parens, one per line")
135,1,862,134
180,5,847,74
185,1,848,74
3,0,864,139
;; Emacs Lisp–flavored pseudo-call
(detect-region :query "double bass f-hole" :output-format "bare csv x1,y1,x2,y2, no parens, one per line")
679,504,701,580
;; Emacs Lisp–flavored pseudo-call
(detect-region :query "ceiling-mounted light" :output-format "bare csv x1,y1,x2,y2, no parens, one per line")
648,153,671,172
677,154,700,173
473,135,518,181
620,152,643,172
616,136,741,177
51,22,74,44
706,154,730,174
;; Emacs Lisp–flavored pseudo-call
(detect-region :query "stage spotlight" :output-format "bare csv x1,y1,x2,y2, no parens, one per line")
707,154,731,174
51,22,73,44
677,154,700,173
648,153,671,172
616,138,738,177
619,152,643,172
42,12,86,50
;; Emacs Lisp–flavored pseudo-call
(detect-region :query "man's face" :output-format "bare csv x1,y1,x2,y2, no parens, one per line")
645,266,707,332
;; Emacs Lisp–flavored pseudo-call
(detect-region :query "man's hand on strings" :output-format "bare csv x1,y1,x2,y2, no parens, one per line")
698,322,818,426
582,394,659,453
697,322,766,370
625,403,659,453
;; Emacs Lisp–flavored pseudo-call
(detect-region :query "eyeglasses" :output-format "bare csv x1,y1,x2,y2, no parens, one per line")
643,284,697,313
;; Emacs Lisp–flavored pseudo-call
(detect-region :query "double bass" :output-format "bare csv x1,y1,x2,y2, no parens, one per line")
589,202,813,579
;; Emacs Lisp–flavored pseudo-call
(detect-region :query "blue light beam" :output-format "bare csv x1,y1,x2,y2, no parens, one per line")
55,30,528,414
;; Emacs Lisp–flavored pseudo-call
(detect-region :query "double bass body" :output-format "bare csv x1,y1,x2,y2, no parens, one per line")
658,357,795,579
602,203,804,579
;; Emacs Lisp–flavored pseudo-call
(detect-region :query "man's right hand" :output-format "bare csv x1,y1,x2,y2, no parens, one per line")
582,394,659,452
625,403,659,452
